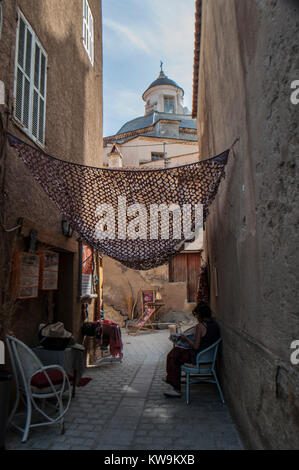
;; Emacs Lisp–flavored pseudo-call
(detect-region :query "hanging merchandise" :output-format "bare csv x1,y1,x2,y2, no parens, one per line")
196,263,210,304
8,133,229,270
81,303,89,321
94,320,123,359
94,253,104,321
80,243,93,297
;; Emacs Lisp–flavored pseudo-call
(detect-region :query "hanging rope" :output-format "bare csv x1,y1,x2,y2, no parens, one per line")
8,133,230,270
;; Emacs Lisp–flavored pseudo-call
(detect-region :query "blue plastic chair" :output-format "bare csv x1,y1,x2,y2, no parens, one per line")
181,338,225,404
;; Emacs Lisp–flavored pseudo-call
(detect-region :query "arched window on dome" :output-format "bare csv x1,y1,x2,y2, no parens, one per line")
164,96,175,113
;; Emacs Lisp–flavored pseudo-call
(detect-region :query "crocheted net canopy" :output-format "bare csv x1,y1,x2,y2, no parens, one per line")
8,134,229,270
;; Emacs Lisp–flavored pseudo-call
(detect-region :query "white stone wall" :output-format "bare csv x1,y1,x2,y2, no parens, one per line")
103,137,199,168
143,84,185,115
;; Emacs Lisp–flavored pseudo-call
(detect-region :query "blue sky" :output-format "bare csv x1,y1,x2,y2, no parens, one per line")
102,0,196,137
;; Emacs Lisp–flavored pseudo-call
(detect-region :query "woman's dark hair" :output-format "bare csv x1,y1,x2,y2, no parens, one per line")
192,302,212,320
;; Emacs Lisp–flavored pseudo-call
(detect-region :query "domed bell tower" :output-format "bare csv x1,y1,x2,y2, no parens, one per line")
142,62,187,116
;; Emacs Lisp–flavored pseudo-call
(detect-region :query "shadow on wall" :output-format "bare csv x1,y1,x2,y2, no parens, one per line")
4,0,95,346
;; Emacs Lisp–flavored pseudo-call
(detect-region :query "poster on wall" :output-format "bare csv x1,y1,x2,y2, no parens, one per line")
39,251,59,290
80,243,93,297
13,252,40,299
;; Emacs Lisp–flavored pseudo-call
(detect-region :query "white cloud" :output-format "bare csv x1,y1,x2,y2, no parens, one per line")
103,0,196,135
111,89,144,120
104,89,144,135
103,18,151,55
142,0,195,108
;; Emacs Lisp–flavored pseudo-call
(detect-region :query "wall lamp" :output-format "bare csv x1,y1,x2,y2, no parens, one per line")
61,218,74,238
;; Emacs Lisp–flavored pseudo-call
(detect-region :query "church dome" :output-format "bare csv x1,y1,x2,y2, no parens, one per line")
142,65,184,100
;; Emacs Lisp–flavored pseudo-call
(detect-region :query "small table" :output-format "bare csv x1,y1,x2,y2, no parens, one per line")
32,344,85,398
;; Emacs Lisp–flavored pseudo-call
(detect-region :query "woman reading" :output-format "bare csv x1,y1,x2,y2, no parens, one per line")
164,302,220,397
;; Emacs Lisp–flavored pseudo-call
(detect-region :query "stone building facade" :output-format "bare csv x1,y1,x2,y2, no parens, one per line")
102,68,202,325
193,0,298,449
0,0,103,346
103,65,199,169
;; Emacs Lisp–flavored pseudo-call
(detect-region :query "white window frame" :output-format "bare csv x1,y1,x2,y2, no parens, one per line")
82,0,94,66
164,96,175,113
13,11,47,146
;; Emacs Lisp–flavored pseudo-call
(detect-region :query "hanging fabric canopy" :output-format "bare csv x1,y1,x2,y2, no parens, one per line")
8,134,229,270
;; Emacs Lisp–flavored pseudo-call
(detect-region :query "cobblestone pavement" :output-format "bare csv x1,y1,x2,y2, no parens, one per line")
6,329,243,450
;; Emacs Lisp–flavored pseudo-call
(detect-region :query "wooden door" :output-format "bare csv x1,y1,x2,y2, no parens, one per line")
186,253,201,302
169,253,187,282
169,252,201,302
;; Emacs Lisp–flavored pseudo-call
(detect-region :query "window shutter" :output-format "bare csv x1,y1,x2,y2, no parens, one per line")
25,29,32,77
82,0,94,66
15,17,26,122
23,28,32,128
34,43,40,89
39,94,45,144
17,17,26,69
23,77,30,128
32,89,38,138
14,12,47,146
15,22,32,127
90,15,94,64
38,52,46,144
15,68,23,122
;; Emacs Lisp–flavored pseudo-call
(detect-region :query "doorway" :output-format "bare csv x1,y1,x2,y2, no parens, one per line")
169,252,202,302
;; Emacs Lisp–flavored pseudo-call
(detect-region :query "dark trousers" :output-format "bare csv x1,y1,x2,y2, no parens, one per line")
166,347,194,391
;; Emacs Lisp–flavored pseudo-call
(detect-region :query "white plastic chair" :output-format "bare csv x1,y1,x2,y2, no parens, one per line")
6,336,71,442
181,338,225,404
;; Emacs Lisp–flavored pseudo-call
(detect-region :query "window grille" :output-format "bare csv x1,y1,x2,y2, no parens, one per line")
14,12,47,146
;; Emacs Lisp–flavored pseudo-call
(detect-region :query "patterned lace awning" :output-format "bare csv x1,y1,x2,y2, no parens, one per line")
8,134,229,270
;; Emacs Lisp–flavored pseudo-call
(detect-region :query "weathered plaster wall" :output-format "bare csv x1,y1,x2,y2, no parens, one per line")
0,0,103,345
197,0,299,449
2,0,102,231
104,137,198,167
102,256,189,326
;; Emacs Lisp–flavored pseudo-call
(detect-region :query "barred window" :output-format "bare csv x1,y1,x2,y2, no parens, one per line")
14,12,47,146
83,0,94,66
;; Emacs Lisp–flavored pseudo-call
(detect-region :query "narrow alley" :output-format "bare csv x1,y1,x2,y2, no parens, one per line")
5,329,242,451
0,0,297,455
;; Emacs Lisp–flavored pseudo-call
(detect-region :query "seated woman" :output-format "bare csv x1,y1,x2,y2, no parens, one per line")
164,301,220,397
